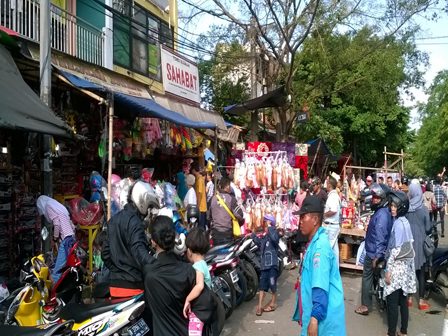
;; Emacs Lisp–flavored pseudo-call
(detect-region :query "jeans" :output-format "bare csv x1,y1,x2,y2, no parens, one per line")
324,224,340,266
386,289,408,336
199,212,207,230
53,240,67,284
361,255,374,310
433,207,445,233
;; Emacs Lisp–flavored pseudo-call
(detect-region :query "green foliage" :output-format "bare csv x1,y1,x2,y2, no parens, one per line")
291,27,427,166
410,70,448,176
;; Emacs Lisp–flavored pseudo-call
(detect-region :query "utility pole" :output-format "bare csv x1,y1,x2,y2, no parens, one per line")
250,16,258,142
40,0,52,252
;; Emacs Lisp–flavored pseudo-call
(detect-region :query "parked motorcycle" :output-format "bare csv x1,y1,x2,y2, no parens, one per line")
424,220,448,301
372,258,387,312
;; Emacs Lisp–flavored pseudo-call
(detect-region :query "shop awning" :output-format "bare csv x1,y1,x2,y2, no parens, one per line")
0,45,73,137
56,70,217,130
154,94,227,131
224,87,286,115
307,138,332,157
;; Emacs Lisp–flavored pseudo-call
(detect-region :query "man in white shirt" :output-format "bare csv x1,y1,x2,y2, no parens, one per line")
324,176,341,265
183,174,197,209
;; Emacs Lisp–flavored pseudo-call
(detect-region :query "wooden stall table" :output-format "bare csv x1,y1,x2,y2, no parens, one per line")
339,228,366,271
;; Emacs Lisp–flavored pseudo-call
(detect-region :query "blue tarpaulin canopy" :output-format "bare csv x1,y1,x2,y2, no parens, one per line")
57,70,217,130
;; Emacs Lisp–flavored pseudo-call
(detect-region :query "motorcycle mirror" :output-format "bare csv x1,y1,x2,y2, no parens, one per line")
41,227,49,241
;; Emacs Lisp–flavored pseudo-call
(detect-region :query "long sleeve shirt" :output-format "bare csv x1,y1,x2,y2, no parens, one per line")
46,205,75,241
365,207,393,259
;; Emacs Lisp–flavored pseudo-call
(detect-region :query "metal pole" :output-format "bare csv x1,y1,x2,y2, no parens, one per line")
250,16,258,142
107,92,114,220
40,0,52,253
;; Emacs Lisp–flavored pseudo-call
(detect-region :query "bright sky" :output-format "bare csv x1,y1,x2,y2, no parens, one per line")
178,3,448,131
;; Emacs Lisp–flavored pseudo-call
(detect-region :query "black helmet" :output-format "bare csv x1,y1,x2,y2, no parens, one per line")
369,182,390,211
187,205,200,225
290,190,298,204
401,175,409,186
388,191,409,217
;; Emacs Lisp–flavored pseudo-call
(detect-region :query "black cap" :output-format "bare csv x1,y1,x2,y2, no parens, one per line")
293,195,324,215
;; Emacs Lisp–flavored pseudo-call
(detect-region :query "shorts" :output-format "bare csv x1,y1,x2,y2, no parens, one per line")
259,268,278,292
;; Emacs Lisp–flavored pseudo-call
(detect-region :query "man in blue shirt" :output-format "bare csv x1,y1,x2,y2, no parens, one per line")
292,196,346,336
355,183,392,315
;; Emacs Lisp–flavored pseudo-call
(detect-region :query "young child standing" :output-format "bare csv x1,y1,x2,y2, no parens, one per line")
251,214,280,316
183,227,212,335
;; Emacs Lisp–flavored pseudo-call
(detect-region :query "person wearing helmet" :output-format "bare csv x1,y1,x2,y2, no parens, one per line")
250,214,280,316
355,183,393,316
102,180,159,298
383,191,416,336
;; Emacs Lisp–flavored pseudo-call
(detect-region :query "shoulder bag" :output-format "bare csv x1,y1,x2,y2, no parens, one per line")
216,194,241,236
413,212,435,257
395,220,415,261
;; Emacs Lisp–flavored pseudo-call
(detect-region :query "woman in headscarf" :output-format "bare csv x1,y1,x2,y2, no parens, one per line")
37,196,75,284
406,183,431,310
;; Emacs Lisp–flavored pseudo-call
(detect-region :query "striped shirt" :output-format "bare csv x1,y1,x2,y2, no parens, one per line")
434,185,446,209
46,205,75,241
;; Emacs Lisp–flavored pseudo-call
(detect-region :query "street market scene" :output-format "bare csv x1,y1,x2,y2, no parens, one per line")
0,0,448,335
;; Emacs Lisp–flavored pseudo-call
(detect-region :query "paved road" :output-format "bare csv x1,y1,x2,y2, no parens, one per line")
223,236,448,336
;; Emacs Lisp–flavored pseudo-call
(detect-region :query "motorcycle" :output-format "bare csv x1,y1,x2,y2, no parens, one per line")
3,255,51,326
205,245,244,319
424,220,448,301
231,236,259,302
372,259,387,312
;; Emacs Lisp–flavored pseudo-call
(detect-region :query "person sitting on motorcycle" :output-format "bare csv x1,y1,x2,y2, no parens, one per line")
37,195,75,284
251,214,280,316
183,227,212,333
102,180,159,298
207,177,244,246
355,183,393,316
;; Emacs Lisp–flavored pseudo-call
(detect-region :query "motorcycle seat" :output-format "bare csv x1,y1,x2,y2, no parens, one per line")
208,243,233,254
58,297,130,323
205,254,216,264
0,322,72,336
433,248,448,261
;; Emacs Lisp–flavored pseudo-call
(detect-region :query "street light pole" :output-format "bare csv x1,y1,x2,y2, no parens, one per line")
40,0,52,252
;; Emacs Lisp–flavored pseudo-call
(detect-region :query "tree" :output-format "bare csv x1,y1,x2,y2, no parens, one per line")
180,0,439,141
410,71,448,176
198,40,251,125
292,27,427,166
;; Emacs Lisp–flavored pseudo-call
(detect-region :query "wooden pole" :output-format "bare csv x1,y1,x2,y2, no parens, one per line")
401,149,404,176
310,138,322,176
384,146,388,182
213,130,218,193
107,92,114,221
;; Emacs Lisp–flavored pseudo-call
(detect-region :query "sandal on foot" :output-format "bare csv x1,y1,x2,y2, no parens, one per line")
354,307,369,316
256,307,263,316
263,304,275,312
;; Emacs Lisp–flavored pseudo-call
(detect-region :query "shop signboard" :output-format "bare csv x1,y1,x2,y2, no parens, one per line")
161,46,200,106
297,112,309,123
27,45,152,99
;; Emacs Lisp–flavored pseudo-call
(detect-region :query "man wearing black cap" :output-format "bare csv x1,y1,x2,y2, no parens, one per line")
292,196,346,336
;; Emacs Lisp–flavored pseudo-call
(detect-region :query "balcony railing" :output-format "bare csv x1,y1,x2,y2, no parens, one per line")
1,0,104,66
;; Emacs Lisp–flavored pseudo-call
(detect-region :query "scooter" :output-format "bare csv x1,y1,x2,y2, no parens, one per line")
424,220,448,301
372,259,387,312
3,255,51,326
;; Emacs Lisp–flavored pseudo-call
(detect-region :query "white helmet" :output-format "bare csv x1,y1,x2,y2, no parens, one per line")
0,282,8,304
130,180,160,215
174,232,186,255
158,207,173,219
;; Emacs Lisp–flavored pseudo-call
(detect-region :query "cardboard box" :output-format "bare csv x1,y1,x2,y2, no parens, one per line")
339,243,352,260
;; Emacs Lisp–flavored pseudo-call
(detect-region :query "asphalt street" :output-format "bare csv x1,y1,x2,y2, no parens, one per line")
222,232,448,336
